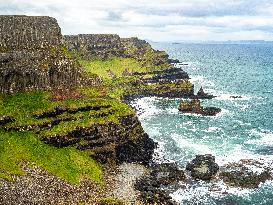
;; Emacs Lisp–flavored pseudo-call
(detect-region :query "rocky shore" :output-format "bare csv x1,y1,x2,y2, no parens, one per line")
0,15,269,205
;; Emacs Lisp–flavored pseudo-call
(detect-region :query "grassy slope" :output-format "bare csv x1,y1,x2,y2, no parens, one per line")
0,90,134,184
80,57,148,79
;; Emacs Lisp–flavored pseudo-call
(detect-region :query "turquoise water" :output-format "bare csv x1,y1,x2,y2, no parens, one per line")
133,43,273,205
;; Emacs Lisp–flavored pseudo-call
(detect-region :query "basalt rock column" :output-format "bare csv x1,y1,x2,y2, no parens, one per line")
0,15,88,93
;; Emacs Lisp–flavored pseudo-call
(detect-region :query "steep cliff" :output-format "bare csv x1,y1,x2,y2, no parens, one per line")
0,15,97,93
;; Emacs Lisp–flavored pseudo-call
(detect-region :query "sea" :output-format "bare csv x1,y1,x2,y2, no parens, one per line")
132,42,273,205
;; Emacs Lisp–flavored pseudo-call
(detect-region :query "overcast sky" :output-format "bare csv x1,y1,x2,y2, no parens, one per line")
1,0,273,41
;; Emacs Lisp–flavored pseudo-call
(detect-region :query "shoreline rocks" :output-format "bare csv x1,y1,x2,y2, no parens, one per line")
186,154,219,181
178,99,221,116
135,163,183,205
219,159,272,188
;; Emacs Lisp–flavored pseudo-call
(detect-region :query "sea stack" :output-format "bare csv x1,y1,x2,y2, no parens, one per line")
178,98,221,116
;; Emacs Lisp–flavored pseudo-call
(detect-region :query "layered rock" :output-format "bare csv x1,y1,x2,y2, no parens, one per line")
64,34,172,70
64,34,125,60
0,15,96,93
40,114,156,164
178,99,221,116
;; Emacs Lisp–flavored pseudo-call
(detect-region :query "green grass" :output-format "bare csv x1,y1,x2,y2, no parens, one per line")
0,130,103,184
80,57,148,79
0,90,135,183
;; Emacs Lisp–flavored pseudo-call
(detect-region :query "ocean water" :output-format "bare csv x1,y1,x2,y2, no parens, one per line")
132,43,273,205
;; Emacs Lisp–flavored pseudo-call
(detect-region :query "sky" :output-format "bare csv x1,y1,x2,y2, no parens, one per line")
1,0,273,42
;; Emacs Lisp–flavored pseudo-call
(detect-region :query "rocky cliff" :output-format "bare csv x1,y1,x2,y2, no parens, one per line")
0,15,96,93
64,34,172,70
64,34,125,60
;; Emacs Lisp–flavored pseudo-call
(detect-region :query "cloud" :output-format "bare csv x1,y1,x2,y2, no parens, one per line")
0,0,273,41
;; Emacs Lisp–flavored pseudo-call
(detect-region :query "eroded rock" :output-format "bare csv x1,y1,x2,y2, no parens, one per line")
220,159,272,188
195,87,216,99
178,99,221,116
186,154,219,180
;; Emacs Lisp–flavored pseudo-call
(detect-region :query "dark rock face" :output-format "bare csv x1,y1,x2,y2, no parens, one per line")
0,15,98,93
202,107,222,116
41,114,155,164
116,133,156,164
140,68,190,84
135,163,183,205
178,99,221,116
186,154,219,180
220,159,272,188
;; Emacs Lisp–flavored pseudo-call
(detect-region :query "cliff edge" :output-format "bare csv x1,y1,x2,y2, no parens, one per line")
0,15,99,93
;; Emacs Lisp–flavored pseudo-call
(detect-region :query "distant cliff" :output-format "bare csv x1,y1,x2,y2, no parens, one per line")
64,34,172,70
0,15,98,93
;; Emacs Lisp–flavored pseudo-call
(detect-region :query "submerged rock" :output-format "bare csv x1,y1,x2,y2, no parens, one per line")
230,95,242,99
178,99,221,116
220,159,272,188
186,154,219,180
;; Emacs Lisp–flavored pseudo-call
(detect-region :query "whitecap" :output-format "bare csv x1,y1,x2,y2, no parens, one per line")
171,133,214,155
246,129,273,146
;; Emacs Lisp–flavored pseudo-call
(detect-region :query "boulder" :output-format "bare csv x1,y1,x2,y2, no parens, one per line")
220,159,272,188
186,154,219,180
202,107,222,116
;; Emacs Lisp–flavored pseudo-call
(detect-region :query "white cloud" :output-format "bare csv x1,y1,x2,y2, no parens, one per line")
0,0,273,41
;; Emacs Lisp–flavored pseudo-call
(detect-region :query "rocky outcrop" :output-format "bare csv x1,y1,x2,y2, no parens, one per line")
64,34,125,60
195,87,216,99
41,114,156,164
121,37,171,69
64,34,172,70
135,163,183,205
178,99,221,116
0,15,98,93
186,154,219,180
220,159,272,188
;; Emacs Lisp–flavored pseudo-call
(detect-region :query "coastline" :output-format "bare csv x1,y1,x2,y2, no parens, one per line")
1,15,272,205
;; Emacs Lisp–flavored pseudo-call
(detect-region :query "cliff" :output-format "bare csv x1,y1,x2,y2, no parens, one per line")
64,34,126,60
0,15,98,93
64,34,172,71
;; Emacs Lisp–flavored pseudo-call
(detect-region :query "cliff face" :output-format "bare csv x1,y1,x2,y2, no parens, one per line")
121,37,171,69
0,15,94,93
64,34,125,60
64,34,171,70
